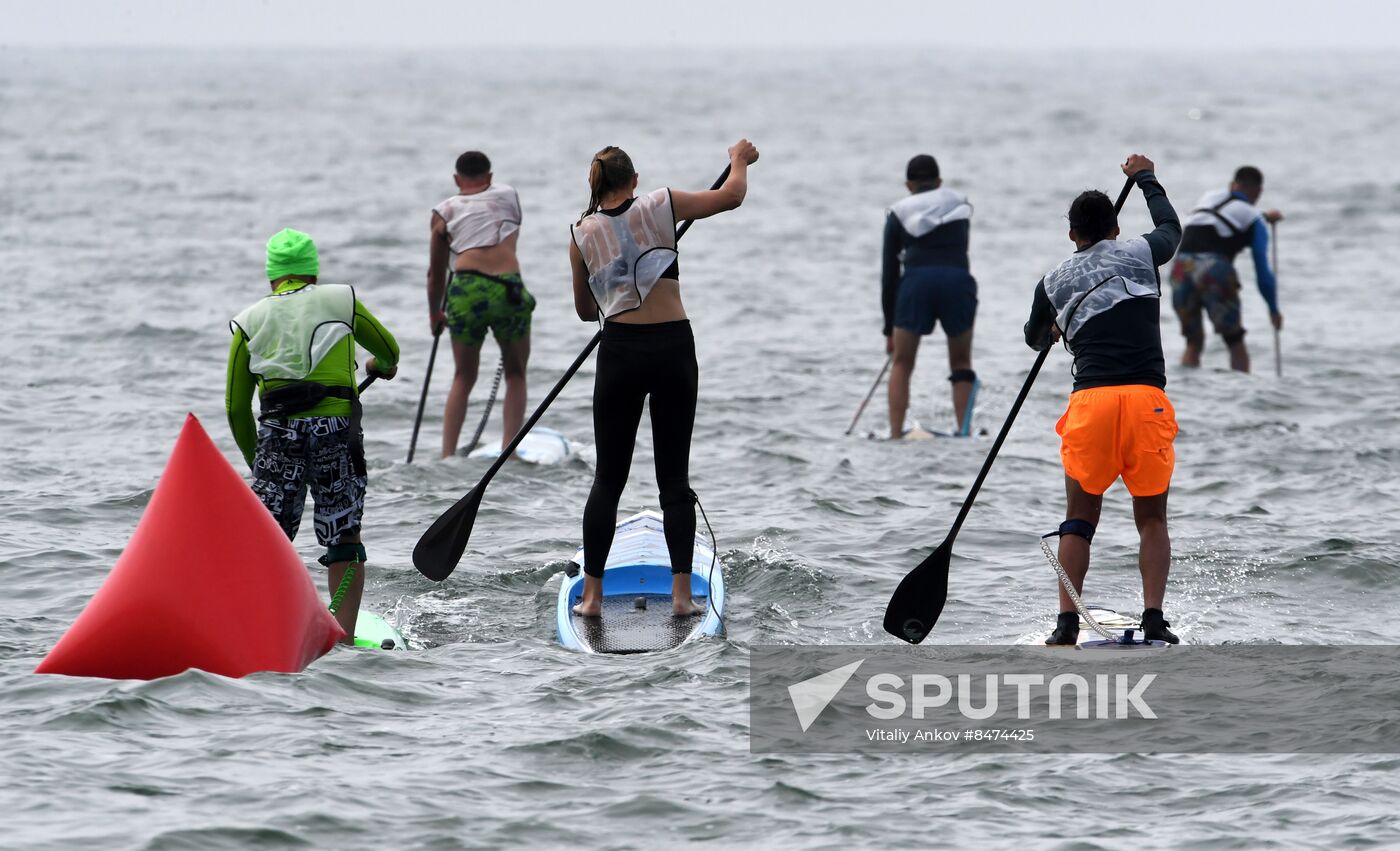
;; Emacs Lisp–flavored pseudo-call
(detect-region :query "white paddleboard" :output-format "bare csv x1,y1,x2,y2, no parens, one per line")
557,510,724,654
464,427,574,465
1018,604,1172,651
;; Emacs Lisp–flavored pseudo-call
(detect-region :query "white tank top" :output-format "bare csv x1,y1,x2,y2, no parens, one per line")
1042,238,1159,343
230,283,355,380
570,188,677,319
888,187,973,237
1182,187,1262,238
433,184,522,254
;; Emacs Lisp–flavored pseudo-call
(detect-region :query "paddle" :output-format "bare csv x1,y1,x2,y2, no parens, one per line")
882,175,1136,644
845,356,892,436
406,286,452,464
1271,220,1282,378
412,164,734,582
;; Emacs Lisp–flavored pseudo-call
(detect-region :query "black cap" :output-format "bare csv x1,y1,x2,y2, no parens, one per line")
906,154,939,182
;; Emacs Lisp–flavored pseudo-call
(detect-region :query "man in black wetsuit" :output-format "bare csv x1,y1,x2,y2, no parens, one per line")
1024,154,1183,646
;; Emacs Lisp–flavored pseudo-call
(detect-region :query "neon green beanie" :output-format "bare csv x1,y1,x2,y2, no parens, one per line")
265,228,320,280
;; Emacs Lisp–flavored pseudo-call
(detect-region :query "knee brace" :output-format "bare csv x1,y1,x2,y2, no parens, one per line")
320,542,367,566
1222,328,1246,346
1044,519,1095,544
948,368,977,384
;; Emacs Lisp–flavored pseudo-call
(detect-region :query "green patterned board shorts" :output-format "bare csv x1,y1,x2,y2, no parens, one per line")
446,270,536,347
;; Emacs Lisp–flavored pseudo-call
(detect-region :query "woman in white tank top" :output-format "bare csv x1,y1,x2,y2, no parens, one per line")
568,140,759,618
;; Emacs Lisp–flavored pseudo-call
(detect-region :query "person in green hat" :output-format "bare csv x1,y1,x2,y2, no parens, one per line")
226,228,400,643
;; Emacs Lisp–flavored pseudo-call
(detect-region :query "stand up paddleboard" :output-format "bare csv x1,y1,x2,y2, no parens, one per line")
353,611,407,650
1036,537,1171,651
557,510,725,654
464,427,573,465
1016,604,1169,650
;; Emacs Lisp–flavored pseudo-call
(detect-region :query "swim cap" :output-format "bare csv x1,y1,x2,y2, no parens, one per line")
265,228,320,280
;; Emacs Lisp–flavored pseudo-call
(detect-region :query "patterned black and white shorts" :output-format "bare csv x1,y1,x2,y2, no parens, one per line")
251,416,366,546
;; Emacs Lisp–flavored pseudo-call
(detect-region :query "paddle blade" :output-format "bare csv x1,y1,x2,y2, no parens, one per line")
882,541,952,644
412,485,484,581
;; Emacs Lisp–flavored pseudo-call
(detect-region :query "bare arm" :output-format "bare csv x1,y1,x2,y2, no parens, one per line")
670,139,759,222
570,238,598,322
427,212,450,333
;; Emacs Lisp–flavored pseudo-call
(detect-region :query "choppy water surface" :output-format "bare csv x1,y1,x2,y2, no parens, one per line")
3,47,1399,848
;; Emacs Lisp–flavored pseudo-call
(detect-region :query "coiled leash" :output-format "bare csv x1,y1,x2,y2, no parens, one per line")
1039,524,1117,642
462,358,504,456
323,543,367,617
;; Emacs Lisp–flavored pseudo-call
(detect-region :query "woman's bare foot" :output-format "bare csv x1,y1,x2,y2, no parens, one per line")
671,573,705,616
672,597,705,617
572,598,602,617
572,575,603,617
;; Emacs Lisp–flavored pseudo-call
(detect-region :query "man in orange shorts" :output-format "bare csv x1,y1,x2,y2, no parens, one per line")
1023,154,1183,645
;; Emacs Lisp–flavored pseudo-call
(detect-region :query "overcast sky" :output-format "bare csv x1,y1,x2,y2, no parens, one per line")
4,0,1399,49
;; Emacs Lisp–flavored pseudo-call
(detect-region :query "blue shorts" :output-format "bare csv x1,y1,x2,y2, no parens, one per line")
894,266,977,337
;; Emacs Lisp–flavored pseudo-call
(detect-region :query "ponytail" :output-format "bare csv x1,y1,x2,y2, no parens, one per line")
580,146,635,223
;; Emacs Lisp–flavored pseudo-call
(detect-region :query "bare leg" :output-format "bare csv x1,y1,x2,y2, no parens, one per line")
887,328,920,439
1181,337,1203,368
327,532,364,644
498,334,530,449
1058,476,1103,612
671,573,703,616
1132,490,1170,610
573,574,603,617
1227,339,1250,373
946,329,974,431
441,340,481,458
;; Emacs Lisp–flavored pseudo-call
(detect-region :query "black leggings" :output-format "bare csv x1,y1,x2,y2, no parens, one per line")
583,320,698,578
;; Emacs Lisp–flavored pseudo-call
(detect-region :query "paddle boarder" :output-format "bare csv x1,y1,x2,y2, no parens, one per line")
429,151,534,458
227,228,400,643
1023,155,1183,645
1168,166,1283,372
568,140,759,617
881,154,978,438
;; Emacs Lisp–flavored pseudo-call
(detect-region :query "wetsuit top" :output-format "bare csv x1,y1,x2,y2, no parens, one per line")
1178,187,1279,314
571,189,679,319
226,281,399,465
881,187,973,335
1023,171,1182,391
433,184,522,254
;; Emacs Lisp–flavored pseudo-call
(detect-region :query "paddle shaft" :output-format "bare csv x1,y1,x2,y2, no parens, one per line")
1271,221,1282,377
465,163,734,488
941,176,1135,546
845,356,892,436
407,285,452,463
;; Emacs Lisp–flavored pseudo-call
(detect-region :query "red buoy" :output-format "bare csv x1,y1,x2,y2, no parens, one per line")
36,414,344,679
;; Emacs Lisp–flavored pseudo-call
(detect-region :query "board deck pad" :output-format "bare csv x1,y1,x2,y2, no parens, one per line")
571,594,707,654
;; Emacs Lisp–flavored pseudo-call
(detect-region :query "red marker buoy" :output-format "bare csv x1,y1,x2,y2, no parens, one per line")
36,414,343,679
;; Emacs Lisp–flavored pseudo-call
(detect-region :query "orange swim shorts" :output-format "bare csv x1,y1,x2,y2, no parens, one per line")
1055,385,1177,497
